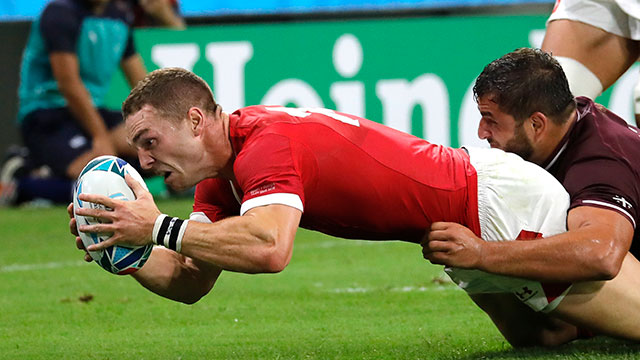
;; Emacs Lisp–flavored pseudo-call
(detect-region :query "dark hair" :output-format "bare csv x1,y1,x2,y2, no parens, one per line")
473,48,575,125
122,67,218,122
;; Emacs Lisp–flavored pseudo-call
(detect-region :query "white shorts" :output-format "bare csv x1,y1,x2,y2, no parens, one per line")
548,0,640,40
445,147,572,313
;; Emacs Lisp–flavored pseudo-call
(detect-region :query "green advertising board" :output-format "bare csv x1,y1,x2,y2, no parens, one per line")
105,14,637,147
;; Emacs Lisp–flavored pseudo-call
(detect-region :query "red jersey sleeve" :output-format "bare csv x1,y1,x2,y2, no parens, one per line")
233,133,306,215
192,178,241,223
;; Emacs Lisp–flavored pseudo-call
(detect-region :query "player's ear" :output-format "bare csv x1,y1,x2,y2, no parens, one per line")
187,107,204,135
528,112,547,139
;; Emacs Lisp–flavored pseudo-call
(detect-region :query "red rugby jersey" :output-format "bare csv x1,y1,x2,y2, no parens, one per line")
193,105,479,243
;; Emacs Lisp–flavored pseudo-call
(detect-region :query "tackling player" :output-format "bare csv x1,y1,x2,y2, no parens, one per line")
423,48,640,345
69,68,640,346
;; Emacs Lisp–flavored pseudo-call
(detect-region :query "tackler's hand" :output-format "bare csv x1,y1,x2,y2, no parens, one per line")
421,222,485,269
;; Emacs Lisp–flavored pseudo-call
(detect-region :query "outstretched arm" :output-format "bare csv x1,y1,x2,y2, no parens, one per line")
131,247,222,304
422,206,633,282
69,202,221,304
75,175,302,273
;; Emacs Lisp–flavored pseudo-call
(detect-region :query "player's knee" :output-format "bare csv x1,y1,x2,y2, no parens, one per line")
554,56,603,99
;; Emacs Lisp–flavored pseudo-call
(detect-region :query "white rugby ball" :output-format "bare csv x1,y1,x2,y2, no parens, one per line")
73,156,152,275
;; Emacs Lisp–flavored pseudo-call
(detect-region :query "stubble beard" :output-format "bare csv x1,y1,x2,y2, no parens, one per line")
503,123,534,161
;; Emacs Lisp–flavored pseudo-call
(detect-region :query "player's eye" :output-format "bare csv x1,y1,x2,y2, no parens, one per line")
482,117,496,126
142,138,156,149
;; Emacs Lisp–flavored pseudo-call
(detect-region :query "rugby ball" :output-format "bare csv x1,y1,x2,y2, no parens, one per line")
73,156,153,275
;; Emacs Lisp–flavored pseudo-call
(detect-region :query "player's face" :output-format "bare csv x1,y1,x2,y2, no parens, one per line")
126,106,205,191
477,95,534,160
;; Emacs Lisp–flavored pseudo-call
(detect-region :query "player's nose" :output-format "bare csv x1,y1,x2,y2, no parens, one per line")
137,150,154,170
477,120,490,140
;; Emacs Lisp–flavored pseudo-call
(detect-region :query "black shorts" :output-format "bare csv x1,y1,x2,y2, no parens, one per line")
20,107,123,178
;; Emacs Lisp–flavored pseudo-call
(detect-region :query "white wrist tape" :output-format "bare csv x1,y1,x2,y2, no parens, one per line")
152,214,189,252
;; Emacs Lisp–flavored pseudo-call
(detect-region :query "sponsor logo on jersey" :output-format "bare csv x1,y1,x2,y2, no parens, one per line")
613,195,633,209
249,183,276,196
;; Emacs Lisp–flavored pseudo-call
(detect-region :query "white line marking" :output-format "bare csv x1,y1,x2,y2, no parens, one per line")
329,285,460,294
0,260,87,273
0,241,398,274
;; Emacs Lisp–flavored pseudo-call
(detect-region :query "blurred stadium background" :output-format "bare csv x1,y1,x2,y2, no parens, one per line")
4,3,640,358
0,0,636,157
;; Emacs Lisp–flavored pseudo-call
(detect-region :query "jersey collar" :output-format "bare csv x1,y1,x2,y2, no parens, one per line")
542,102,584,170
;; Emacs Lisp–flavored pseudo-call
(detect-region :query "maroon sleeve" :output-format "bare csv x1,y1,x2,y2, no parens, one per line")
564,158,637,228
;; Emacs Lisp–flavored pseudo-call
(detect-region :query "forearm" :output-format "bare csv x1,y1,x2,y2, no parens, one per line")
121,54,147,89
60,82,108,137
179,214,291,274
132,247,221,304
479,230,624,282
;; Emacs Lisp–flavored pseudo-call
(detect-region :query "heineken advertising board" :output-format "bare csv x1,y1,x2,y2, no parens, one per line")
105,14,637,148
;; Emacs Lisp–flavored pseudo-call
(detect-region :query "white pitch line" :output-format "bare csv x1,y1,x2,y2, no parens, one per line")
0,241,398,274
0,260,87,273
329,285,460,294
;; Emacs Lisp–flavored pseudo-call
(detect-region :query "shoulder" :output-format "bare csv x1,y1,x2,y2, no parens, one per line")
40,0,80,24
38,0,83,43
42,0,76,14
569,98,634,154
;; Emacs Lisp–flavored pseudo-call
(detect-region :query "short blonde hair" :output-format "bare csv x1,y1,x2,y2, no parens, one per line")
122,68,218,122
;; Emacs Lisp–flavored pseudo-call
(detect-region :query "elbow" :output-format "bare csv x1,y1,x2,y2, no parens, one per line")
589,250,624,281
177,282,215,305
179,293,205,305
176,271,217,305
260,251,290,273
253,232,293,273
593,258,622,280
56,81,75,98
256,242,291,273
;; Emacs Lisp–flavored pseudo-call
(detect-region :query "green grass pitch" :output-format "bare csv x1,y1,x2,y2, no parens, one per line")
1,199,639,359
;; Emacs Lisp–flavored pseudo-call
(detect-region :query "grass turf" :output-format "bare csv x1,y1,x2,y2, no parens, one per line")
1,199,639,359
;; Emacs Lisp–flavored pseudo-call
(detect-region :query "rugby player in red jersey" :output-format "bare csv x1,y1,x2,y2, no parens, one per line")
69,67,640,346
423,48,640,345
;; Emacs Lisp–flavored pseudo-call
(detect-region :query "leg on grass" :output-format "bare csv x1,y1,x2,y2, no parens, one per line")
469,293,578,347
550,253,640,341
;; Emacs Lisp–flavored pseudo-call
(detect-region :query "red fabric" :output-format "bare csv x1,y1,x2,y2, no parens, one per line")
194,105,478,242
516,229,571,303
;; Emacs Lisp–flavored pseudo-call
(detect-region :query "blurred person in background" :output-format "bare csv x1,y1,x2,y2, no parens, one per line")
0,0,184,206
130,0,184,29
